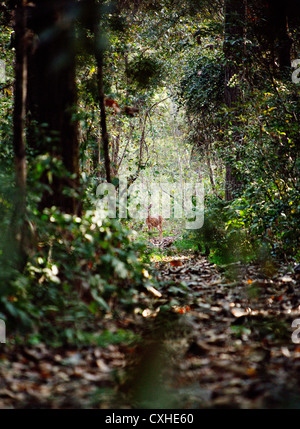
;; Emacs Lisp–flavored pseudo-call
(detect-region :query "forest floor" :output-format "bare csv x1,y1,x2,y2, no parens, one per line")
1,236,300,409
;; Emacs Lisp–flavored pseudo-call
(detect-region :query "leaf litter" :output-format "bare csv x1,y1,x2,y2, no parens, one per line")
1,242,300,409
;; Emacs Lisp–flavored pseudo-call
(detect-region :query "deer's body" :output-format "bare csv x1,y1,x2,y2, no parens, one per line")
146,205,163,240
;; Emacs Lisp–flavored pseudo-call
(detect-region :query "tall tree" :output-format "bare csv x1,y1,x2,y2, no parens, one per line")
223,0,245,201
80,0,112,183
93,4,112,184
247,0,294,76
13,0,27,205
12,0,28,267
26,0,80,214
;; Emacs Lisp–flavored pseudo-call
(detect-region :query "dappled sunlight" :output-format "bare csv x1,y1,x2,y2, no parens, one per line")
0,0,299,412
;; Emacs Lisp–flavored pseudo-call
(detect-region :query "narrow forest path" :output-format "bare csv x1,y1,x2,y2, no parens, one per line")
146,247,300,408
1,241,300,409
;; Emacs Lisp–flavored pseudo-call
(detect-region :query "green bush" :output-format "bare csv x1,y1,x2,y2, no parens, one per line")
0,204,151,345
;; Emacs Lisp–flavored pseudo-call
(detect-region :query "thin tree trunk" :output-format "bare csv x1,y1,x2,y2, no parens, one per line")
223,0,245,201
206,153,216,193
13,0,27,199
88,0,112,184
12,0,28,267
96,49,111,183
82,0,112,183
274,3,292,73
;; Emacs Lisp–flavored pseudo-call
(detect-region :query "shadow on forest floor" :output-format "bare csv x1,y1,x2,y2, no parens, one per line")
1,242,300,409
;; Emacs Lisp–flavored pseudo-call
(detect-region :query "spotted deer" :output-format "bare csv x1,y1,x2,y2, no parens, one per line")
146,204,163,240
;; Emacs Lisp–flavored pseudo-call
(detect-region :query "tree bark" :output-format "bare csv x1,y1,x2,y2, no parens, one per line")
26,0,80,214
96,48,112,183
12,0,28,267
13,0,27,201
271,2,292,73
79,0,112,182
223,0,245,201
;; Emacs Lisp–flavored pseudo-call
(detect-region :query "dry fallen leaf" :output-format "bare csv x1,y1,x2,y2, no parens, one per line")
170,260,183,267
231,307,250,317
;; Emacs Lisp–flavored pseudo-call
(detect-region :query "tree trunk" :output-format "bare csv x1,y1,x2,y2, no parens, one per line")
79,0,112,182
96,48,112,183
12,0,28,268
26,0,80,214
13,0,27,202
223,0,245,201
271,2,292,73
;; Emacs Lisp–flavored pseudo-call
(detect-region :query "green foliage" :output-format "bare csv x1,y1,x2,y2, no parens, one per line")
1,0,299,353
187,196,256,265
126,55,164,90
174,236,198,253
0,201,152,344
189,177,299,266
176,18,300,263
231,315,290,343
178,53,224,113
216,78,300,260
